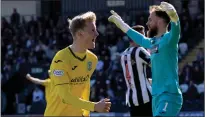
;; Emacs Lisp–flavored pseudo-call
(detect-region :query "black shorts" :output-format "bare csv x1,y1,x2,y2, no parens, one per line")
129,101,152,117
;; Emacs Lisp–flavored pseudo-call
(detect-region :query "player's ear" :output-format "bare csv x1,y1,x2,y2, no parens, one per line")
77,29,84,37
157,18,163,26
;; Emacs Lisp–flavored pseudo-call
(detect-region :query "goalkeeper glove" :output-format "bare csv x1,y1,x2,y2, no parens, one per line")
108,10,131,33
160,2,179,24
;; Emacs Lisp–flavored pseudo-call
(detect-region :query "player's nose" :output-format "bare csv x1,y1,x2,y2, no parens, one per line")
95,30,99,37
146,22,149,26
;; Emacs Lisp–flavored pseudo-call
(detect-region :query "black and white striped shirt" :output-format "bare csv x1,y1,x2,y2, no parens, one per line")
121,46,152,107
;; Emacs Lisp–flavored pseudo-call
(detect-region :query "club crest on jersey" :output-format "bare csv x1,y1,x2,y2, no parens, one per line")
53,70,64,76
87,61,92,71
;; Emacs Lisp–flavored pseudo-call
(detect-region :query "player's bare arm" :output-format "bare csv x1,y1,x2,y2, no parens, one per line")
26,73,47,86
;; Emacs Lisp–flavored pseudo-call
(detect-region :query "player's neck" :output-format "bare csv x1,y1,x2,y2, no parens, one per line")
71,42,87,53
156,27,167,38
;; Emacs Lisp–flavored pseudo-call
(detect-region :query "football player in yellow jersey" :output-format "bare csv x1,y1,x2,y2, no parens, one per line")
45,11,111,116
26,73,52,103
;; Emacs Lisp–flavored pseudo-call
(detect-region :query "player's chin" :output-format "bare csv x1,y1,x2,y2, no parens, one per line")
88,44,95,49
89,46,95,49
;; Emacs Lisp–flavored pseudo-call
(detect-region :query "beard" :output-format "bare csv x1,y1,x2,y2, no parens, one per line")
147,26,158,38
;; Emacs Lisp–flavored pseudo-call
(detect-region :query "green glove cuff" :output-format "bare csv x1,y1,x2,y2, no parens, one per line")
166,10,179,23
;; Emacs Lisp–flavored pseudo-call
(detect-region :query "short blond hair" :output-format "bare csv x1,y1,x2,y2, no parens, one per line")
68,11,96,36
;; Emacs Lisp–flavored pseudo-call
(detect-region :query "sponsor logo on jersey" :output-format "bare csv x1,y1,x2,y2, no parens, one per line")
53,70,64,76
70,75,89,82
70,75,89,85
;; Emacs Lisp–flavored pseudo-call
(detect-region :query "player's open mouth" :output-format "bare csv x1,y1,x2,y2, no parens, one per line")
92,38,95,42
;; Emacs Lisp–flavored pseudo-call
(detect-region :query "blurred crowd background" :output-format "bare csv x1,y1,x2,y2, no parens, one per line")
1,0,204,115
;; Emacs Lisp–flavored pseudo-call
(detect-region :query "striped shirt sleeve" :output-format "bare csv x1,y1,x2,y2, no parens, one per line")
138,47,151,65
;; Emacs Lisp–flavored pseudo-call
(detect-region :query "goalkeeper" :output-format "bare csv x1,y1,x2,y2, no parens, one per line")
108,2,182,116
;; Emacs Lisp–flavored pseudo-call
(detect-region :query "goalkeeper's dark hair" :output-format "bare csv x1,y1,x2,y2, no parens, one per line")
68,11,96,36
129,25,145,43
149,5,171,24
132,25,145,32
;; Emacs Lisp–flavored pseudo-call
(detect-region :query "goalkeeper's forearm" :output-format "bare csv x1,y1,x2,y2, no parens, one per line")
108,16,152,48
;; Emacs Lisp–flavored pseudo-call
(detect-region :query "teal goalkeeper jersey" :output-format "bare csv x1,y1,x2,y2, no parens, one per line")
126,21,182,97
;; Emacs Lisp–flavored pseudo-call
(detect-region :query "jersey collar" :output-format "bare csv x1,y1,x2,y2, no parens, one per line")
68,46,87,61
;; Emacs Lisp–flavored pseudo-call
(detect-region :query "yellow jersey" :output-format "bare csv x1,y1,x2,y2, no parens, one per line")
44,46,98,116
42,79,53,103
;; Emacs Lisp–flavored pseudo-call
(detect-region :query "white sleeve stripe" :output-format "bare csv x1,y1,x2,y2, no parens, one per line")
135,48,150,104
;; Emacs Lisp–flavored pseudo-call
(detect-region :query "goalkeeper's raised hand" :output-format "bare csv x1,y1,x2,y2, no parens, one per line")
108,10,131,33
160,2,179,23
